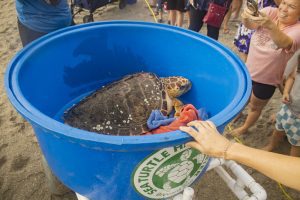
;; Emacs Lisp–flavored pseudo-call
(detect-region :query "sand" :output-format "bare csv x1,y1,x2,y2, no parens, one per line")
0,0,299,199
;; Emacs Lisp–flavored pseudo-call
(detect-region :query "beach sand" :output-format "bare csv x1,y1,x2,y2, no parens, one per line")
0,0,300,199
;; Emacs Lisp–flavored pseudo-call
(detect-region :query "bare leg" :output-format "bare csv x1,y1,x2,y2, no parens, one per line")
239,52,248,63
151,0,157,7
185,11,190,28
159,10,163,22
262,129,285,151
176,11,184,27
290,145,300,157
231,0,243,19
233,91,250,123
222,7,232,34
169,10,176,25
231,92,269,136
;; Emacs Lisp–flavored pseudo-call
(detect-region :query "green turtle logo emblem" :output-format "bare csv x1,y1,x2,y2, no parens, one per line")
132,144,209,199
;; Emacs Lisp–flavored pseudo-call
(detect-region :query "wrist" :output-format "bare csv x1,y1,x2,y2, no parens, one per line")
223,141,235,160
267,21,277,30
225,142,241,160
283,91,289,96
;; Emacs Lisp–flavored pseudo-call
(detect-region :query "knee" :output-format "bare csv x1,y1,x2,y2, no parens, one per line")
248,102,264,112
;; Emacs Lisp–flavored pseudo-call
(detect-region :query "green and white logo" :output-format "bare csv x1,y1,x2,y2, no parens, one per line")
132,144,209,199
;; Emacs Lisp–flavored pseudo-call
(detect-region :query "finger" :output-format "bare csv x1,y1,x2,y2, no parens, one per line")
241,12,257,22
243,7,254,15
258,11,265,17
180,126,200,138
201,121,214,129
206,120,217,129
187,120,204,130
188,121,204,132
189,121,213,133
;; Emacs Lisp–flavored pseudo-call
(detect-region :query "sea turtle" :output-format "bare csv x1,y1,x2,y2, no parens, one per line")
154,149,207,191
246,0,259,16
63,72,191,136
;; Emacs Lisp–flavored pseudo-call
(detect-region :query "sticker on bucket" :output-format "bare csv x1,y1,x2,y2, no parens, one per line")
132,144,209,199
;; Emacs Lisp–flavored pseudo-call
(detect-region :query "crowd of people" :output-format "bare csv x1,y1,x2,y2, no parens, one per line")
179,0,300,191
16,0,300,194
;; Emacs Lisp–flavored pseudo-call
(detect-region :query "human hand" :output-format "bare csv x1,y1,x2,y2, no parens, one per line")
282,93,291,104
241,7,257,19
180,121,231,158
242,10,275,30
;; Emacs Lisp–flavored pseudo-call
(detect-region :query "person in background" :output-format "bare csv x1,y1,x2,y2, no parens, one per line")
184,0,191,27
230,0,243,19
222,0,243,34
180,120,300,191
263,51,300,157
166,0,186,26
188,0,238,40
232,0,279,62
15,0,75,197
16,0,72,47
231,0,300,136
155,0,166,23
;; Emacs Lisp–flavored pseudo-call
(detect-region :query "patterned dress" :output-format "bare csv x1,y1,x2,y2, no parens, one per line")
233,0,277,54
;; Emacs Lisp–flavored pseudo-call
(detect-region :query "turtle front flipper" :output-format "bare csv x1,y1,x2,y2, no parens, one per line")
173,99,184,117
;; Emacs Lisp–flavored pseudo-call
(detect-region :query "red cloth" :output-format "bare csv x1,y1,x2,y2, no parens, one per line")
145,104,201,135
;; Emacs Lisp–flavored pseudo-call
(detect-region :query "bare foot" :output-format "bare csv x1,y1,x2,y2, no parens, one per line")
230,126,247,137
268,113,276,124
223,27,230,34
233,112,244,123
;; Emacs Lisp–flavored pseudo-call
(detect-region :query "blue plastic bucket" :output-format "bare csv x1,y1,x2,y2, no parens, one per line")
5,21,251,199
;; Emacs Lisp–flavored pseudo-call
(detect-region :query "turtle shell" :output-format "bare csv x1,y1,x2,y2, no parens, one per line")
63,72,169,136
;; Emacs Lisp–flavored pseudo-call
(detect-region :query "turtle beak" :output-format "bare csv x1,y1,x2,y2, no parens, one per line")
182,80,192,93
178,79,192,96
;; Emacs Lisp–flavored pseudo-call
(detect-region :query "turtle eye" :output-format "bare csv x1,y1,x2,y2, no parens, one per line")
179,85,186,90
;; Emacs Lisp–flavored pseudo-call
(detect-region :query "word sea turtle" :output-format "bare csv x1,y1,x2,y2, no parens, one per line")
64,72,191,136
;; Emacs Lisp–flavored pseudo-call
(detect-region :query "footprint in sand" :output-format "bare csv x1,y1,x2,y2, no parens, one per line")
0,143,8,152
10,155,30,172
9,116,16,122
256,124,264,129
0,156,7,169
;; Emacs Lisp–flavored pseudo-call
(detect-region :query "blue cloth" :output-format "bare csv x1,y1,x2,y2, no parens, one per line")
147,110,176,130
16,0,72,33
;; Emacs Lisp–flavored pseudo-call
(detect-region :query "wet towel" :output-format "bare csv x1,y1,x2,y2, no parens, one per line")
145,104,205,135
147,110,176,130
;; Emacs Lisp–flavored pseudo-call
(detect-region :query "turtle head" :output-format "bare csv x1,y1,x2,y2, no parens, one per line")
161,76,192,98
246,0,259,16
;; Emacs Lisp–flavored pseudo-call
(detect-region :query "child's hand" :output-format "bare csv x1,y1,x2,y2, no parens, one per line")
282,93,291,104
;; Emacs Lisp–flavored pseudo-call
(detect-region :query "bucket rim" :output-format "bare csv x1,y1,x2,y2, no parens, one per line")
5,21,251,150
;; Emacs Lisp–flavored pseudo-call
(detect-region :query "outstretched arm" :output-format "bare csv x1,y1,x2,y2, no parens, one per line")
227,141,300,190
180,121,300,191
241,8,293,49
